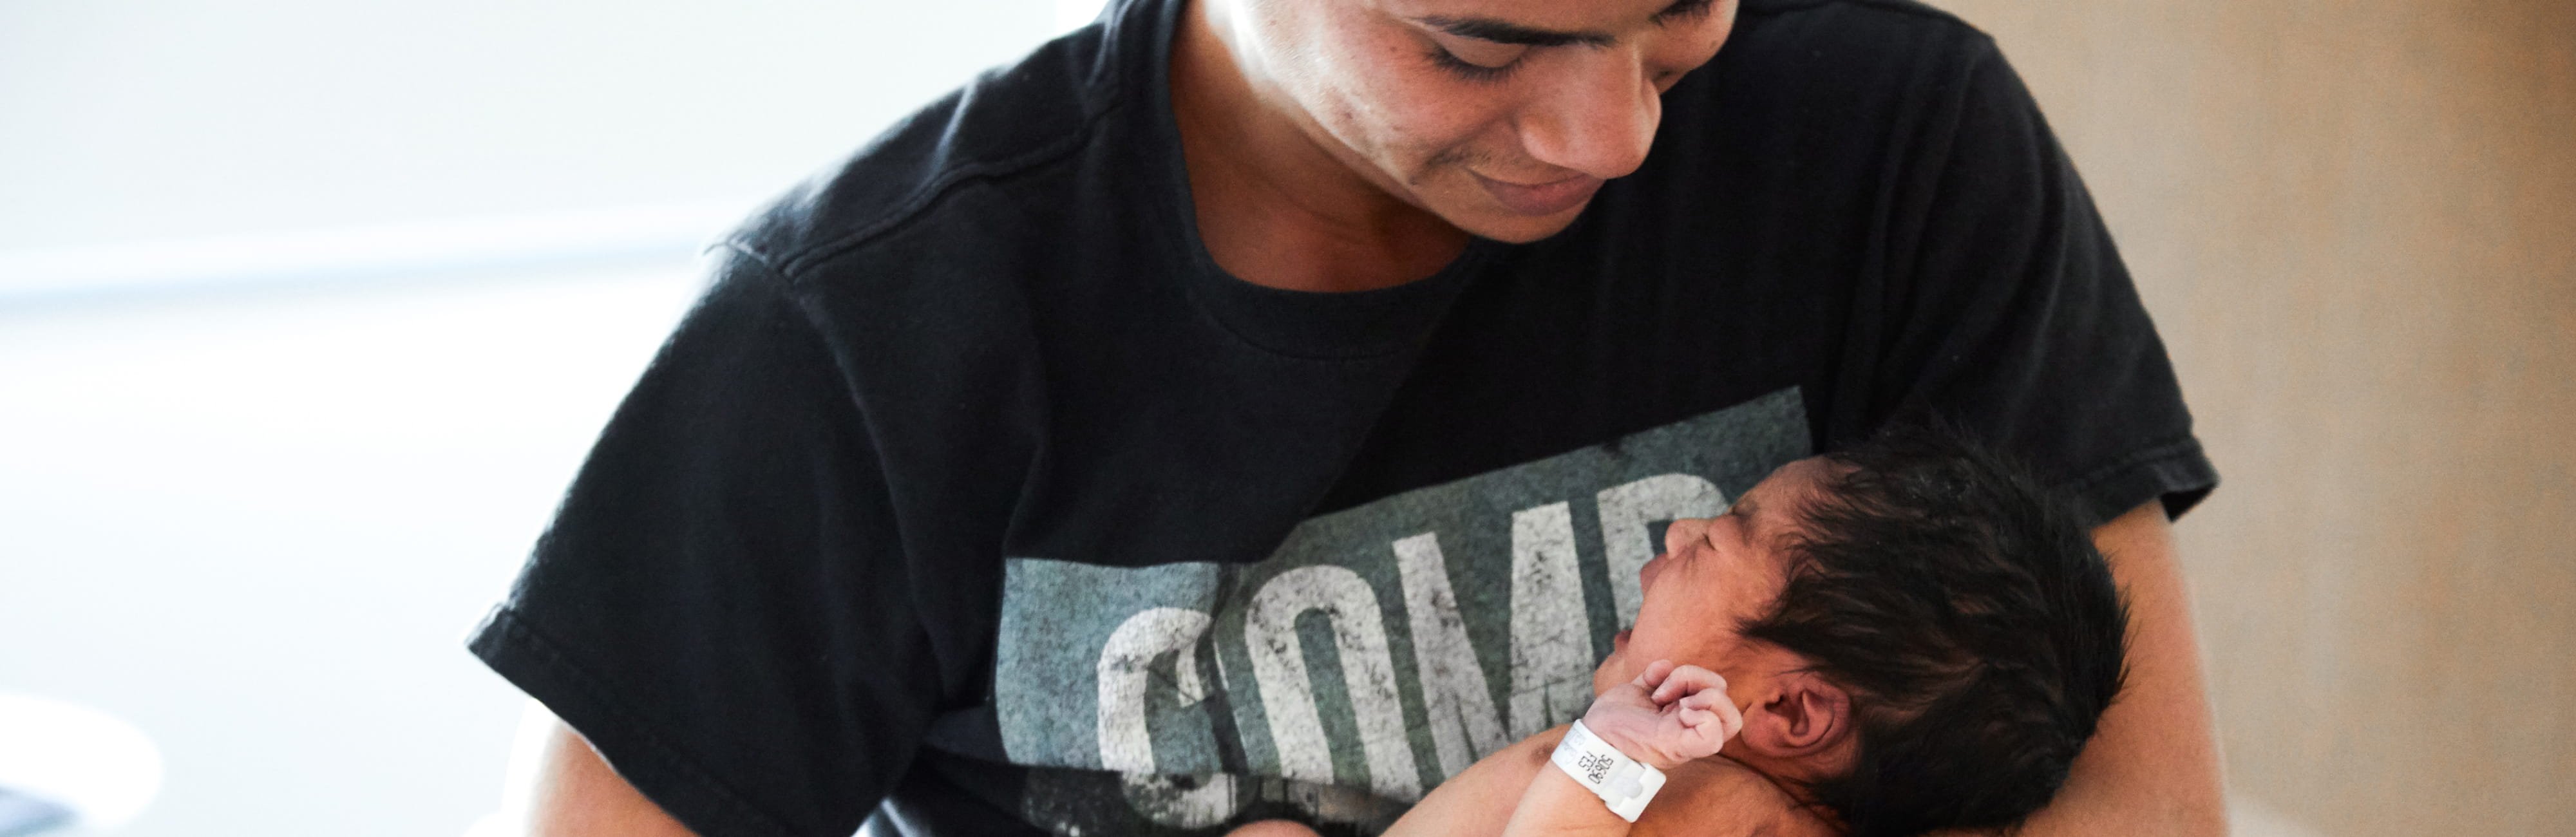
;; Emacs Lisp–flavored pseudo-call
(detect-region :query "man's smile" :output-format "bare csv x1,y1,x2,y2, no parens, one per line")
1471,170,1604,215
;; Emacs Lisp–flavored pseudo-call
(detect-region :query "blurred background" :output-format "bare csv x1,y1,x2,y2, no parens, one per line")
1921,1,2576,834
0,0,2566,835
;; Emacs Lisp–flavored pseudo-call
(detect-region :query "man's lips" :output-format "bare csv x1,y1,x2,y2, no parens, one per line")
1473,171,1604,216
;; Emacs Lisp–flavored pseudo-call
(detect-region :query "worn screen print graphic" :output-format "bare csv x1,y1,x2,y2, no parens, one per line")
995,389,1806,832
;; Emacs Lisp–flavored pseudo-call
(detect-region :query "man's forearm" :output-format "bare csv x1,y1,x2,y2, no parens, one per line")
525,717,699,837
2005,502,2228,836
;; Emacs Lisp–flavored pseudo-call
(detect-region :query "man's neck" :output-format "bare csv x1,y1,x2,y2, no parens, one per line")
1168,0,1472,293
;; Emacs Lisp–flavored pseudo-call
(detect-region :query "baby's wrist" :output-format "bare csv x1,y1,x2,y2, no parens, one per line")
1578,704,1681,771
1551,720,1670,823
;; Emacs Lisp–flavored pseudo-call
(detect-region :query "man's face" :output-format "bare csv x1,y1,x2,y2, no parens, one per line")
1593,457,1827,697
1229,0,1738,242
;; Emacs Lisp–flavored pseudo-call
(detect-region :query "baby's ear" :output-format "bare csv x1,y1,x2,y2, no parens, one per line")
1737,670,1853,759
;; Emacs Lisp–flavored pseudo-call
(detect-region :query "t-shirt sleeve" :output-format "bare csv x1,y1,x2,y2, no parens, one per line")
468,246,936,836
1855,35,2218,525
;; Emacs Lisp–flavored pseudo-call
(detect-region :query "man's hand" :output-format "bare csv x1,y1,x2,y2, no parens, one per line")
1580,660,1745,771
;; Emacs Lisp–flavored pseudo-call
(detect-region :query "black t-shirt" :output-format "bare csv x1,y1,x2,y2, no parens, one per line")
468,0,2217,834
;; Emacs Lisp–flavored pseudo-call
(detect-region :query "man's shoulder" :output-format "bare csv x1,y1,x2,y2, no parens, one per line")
1722,0,2000,80
724,25,1131,285
1649,0,2011,170
1738,0,1985,35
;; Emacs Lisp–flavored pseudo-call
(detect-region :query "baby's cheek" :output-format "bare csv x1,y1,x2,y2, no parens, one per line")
1719,666,1761,713
1591,648,1633,695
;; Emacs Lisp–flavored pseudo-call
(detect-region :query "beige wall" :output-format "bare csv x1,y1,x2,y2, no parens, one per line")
1917,1,2576,833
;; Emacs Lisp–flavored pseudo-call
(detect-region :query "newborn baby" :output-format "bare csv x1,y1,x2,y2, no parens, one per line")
1236,426,2130,836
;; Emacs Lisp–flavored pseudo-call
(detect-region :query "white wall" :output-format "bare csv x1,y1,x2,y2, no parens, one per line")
1932,1,2576,833
0,1,1073,834
1,265,703,837
0,0,1056,252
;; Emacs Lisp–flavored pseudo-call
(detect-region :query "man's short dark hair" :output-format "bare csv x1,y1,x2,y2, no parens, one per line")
1739,423,2130,836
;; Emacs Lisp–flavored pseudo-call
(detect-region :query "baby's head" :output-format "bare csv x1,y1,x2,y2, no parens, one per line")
1593,425,2128,836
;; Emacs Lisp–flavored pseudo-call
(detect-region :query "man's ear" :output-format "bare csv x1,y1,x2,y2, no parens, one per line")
1737,670,1852,758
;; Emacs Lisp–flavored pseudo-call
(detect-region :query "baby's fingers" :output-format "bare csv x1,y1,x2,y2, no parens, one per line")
1668,706,1733,760
1633,659,1678,692
1707,691,1744,742
1672,688,1744,742
1652,663,1729,703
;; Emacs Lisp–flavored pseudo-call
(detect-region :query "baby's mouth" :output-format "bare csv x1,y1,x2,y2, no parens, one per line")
1613,628,1633,650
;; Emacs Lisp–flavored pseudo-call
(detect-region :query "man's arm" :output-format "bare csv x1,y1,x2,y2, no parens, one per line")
2004,501,2227,836
518,716,697,837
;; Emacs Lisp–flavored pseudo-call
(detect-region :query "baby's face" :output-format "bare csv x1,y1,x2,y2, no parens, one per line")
1591,456,1828,700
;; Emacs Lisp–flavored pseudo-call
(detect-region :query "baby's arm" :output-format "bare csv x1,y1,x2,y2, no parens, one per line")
1371,662,1745,837
1379,726,1564,836
1236,729,1564,837
1236,751,1823,837
1494,661,1741,837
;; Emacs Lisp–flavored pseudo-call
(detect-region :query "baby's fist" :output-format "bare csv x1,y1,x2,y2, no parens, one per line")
1580,660,1744,770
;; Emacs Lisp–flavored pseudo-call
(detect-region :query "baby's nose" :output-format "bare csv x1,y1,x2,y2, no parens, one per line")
1662,517,1707,556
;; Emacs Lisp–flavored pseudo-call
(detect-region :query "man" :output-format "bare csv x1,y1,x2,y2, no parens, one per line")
473,0,2226,834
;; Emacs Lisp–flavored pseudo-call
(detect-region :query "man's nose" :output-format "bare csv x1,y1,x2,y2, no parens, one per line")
1518,50,1662,180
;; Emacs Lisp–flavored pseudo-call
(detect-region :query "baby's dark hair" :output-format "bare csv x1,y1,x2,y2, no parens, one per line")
1739,423,2129,836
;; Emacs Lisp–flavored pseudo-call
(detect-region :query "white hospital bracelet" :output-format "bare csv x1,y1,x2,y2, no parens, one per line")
1550,719,1668,823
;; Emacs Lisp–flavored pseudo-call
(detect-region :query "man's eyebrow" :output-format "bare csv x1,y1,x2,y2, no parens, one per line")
1417,15,1612,48
1417,0,1712,48
1651,0,1716,23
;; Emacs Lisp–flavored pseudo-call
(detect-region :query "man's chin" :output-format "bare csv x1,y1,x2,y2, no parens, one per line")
1446,202,1592,244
